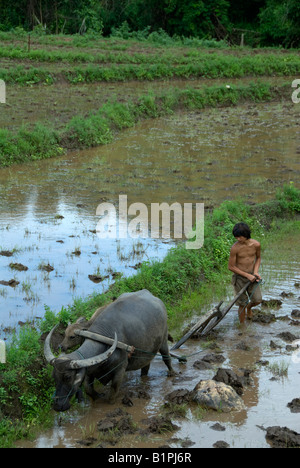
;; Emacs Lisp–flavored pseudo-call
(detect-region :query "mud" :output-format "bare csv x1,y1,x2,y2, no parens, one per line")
287,398,300,413
265,426,300,448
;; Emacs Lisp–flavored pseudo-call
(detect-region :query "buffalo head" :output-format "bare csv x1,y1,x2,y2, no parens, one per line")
44,325,118,411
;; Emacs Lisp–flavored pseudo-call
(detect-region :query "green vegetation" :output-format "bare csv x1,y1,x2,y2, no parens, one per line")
1,28,298,168
0,80,292,167
2,52,299,85
1,0,300,47
0,184,299,447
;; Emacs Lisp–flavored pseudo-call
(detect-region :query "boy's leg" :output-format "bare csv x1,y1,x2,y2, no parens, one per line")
246,282,262,319
238,305,247,323
232,274,249,324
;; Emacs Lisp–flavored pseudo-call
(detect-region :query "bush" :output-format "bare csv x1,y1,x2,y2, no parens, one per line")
276,182,300,212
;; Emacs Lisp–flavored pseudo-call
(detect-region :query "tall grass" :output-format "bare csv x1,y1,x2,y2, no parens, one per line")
0,124,63,167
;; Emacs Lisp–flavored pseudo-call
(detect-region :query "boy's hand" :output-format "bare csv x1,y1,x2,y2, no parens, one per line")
247,273,260,282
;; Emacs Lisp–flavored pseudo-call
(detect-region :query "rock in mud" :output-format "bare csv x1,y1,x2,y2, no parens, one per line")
270,340,282,350
192,380,245,413
88,274,109,283
98,411,137,435
261,298,282,309
201,353,226,364
287,398,300,413
236,340,251,351
193,360,213,370
276,331,298,343
252,310,276,324
291,309,300,318
213,368,247,396
0,279,20,287
280,291,294,298
76,436,97,447
266,426,300,448
210,423,226,432
0,250,13,257
121,386,150,406
166,388,192,405
39,263,54,272
213,441,230,448
142,416,179,434
9,263,28,271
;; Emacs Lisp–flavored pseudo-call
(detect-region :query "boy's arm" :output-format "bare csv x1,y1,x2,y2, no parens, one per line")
253,243,262,279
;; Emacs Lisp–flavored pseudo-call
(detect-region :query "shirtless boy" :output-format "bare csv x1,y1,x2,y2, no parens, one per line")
228,222,262,323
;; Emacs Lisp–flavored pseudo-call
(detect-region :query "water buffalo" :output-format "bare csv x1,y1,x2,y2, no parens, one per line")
44,289,174,412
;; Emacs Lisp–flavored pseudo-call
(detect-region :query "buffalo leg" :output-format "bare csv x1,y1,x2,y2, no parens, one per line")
160,341,175,376
141,363,150,376
108,363,127,403
76,388,84,403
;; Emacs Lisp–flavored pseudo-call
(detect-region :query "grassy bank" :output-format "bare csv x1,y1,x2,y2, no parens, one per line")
0,184,299,447
0,80,292,167
2,52,300,85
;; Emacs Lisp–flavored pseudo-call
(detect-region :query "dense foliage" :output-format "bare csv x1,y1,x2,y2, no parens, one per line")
0,0,299,47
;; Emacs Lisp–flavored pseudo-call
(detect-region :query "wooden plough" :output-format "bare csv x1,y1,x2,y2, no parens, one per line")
171,280,252,351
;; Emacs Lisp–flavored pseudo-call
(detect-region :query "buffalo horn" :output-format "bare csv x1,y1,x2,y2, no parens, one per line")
44,324,59,364
68,332,118,369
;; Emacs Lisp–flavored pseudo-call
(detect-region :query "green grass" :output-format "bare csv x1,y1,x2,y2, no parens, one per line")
0,124,63,167
1,53,300,85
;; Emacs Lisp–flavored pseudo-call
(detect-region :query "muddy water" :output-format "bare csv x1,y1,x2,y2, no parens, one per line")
17,260,300,448
0,101,299,333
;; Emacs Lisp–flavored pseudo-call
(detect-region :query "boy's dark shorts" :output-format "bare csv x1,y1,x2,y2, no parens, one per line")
232,274,262,306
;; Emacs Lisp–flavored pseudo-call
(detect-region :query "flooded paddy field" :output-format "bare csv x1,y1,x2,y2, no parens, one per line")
0,101,299,335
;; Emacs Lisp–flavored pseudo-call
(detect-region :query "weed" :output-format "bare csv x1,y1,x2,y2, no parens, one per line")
267,360,289,377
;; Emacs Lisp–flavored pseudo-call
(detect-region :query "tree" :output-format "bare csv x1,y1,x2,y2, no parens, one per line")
164,0,231,37
259,0,300,46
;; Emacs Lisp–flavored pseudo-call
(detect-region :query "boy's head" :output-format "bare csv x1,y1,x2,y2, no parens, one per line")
232,222,251,240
